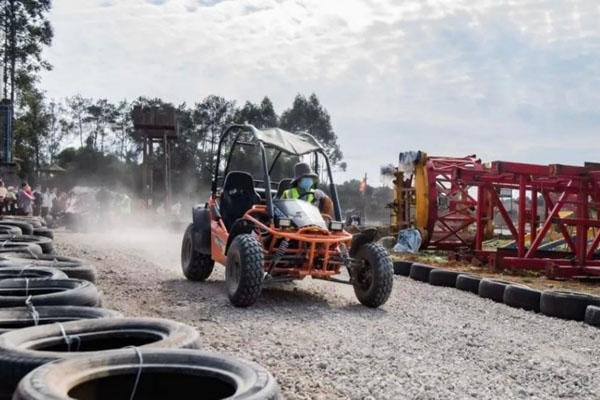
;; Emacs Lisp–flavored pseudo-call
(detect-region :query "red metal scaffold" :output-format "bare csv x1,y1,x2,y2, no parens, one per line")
396,153,600,278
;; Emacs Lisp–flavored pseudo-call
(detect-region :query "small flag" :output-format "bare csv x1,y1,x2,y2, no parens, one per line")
359,174,367,193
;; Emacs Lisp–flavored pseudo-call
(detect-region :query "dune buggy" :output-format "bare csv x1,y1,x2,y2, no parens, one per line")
181,124,393,307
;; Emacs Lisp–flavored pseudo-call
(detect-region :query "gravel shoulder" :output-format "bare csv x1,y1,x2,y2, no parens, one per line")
55,229,600,400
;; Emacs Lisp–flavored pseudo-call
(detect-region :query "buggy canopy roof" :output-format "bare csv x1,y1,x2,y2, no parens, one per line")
252,127,322,156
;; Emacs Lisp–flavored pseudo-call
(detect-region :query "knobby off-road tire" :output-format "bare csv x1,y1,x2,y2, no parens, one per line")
429,269,461,287
181,224,214,282
352,243,393,308
0,318,202,399
13,349,281,400
503,284,541,312
0,254,96,283
540,291,600,321
226,234,264,307
0,306,122,333
393,260,412,276
455,274,482,294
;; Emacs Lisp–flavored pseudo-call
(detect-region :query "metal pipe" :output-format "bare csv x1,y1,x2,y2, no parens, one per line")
320,149,342,221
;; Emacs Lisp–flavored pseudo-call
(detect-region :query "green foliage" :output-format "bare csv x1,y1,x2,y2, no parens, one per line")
280,93,343,164
14,91,361,214
13,85,50,175
55,145,138,190
0,0,53,102
234,97,278,128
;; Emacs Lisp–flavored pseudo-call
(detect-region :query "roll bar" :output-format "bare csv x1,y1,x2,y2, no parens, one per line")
211,124,343,223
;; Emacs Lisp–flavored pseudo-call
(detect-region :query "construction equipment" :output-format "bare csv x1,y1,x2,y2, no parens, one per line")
181,124,393,307
386,152,600,277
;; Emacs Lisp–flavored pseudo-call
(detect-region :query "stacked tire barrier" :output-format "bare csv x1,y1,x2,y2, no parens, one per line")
397,260,600,329
0,217,281,399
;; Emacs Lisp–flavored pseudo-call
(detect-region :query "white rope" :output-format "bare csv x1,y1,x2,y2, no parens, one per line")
26,247,39,259
56,322,81,352
0,240,7,248
129,347,144,400
24,295,39,326
24,278,29,297
18,264,34,277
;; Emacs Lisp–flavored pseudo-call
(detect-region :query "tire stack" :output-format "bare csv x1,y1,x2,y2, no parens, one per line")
401,262,600,329
0,219,281,400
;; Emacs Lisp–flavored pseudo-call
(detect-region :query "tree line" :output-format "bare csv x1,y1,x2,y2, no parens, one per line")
14,91,342,188
0,0,391,223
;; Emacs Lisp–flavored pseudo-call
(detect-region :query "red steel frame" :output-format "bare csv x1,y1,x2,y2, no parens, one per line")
422,157,600,277
423,155,485,250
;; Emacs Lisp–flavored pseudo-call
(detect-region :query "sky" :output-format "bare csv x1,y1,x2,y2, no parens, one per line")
41,0,600,184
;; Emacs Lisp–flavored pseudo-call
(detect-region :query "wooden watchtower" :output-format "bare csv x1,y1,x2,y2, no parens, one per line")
132,105,178,209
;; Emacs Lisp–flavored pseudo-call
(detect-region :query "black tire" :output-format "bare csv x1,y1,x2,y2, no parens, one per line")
352,243,394,308
0,306,122,333
540,291,600,321
585,305,600,327
226,234,264,307
409,263,435,282
32,227,53,240
181,224,213,282
503,284,541,312
0,221,33,235
13,348,281,400
0,318,202,398
0,244,43,257
0,278,99,308
0,266,67,281
478,279,512,303
0,254,96,283
455,274,482,294
0,235,53,254
2,217,43,228
0,225,22,236
393,260,412,276
429,269,461,287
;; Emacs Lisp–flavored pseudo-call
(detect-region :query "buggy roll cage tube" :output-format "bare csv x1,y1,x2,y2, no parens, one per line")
212,124,275,224
211,124,343,223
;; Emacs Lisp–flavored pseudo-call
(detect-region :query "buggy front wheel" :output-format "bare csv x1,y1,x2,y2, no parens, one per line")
226,234,264,307
352,243,394,308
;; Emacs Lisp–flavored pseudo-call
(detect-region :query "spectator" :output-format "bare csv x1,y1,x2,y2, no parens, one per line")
33,185,43,216
0,180,7,215
5,186,16,215
17,182,35,216
41,187,56,219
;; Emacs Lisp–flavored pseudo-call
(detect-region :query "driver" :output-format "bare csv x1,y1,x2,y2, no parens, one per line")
282,162,334,216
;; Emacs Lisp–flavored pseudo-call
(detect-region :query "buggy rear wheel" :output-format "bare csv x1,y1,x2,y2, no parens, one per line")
181,224,214,282
352,243,393,308
226,234,263,307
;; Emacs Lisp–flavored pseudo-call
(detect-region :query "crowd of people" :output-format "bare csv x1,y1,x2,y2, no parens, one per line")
0,180,69,218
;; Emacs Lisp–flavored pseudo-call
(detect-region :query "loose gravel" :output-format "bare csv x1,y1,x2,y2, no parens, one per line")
55,229,600,400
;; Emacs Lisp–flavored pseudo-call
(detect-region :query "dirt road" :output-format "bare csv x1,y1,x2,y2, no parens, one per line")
55,229,600,400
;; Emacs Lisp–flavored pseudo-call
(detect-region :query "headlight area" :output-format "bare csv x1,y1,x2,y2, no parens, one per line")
277,218,292,228
329,221,344,231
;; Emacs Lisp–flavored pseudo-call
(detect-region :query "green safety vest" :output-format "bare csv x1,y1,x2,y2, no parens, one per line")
282,187,315,204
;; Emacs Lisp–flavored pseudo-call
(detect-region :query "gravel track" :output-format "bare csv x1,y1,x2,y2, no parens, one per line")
54,229,600,400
